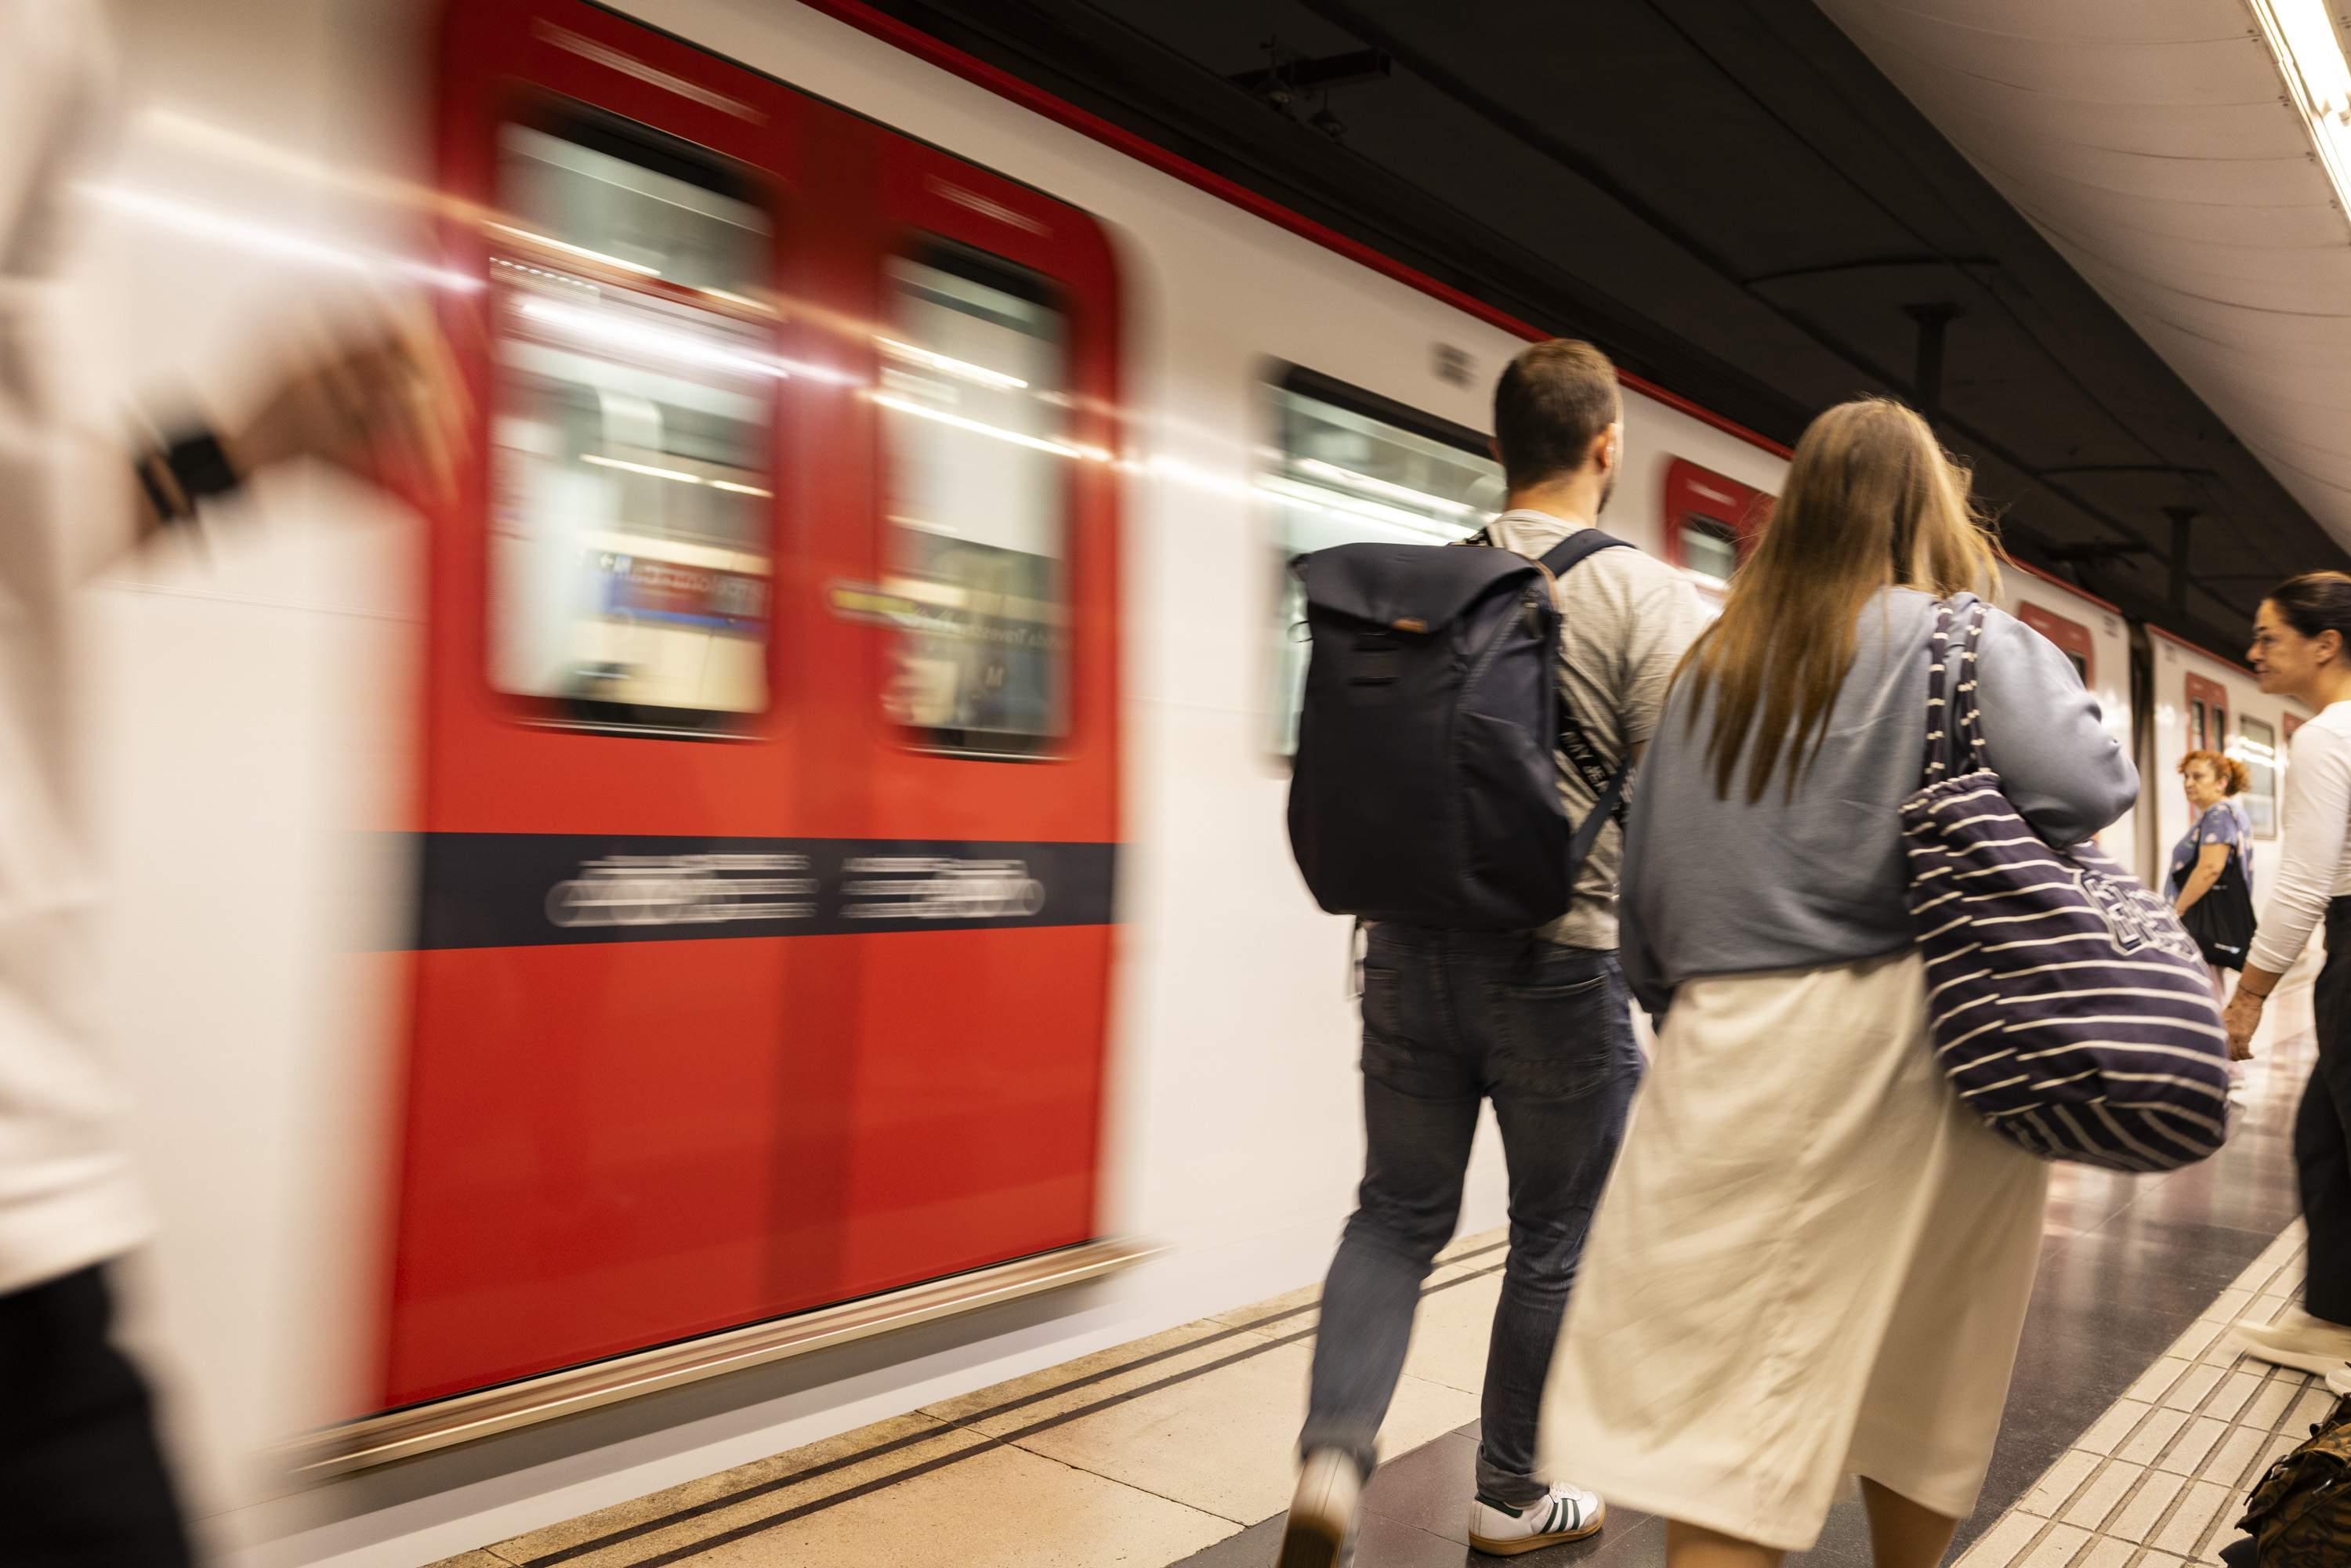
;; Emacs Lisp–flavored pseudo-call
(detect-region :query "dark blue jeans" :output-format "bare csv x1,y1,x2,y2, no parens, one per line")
1299,925,1643,1506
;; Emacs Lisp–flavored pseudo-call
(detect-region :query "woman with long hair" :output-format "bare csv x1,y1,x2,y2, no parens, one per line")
1538,399,2138,1566
2227,573,2351,1377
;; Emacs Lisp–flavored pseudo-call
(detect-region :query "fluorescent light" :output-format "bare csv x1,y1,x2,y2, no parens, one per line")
583,454,704,484
1255,475,1476,538
489,222,661,277
516,299,777,378
871,392,1089,458
1255,478,1469,541
875,336,1028,389
77,183,481,292
2251,1,2351,212
578,455,773,501
1295,457,1473,515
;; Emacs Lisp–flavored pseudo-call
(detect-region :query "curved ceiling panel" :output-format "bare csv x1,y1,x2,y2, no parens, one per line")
1821,0,2351,551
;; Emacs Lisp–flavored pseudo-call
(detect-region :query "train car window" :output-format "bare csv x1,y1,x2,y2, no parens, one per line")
487,116,776,733
1661,459,1772,595
2184,672,2230,762
878,242,1071,755
1262,367,1502,755
2016,602,2094,687
2240,715,2279,838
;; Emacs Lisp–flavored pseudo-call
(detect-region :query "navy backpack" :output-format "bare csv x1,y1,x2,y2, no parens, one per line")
1286,529,1629,929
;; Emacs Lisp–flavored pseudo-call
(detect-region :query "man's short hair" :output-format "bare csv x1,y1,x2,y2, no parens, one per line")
1492,339,1621,491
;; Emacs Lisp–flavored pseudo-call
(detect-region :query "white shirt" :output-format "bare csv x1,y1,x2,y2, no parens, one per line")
0,0,153,1295
2247,701,2351,975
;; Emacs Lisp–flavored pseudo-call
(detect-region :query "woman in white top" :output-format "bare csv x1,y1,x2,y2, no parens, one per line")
2228,572,2351,1377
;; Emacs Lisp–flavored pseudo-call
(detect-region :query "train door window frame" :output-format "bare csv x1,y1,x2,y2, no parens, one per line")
1661,458,1771,596
2185,672,2229,758
2239,715,2280,838
484,103,783,738
877,237,1077,760
2016,601,2095,689
1260,363,1504,758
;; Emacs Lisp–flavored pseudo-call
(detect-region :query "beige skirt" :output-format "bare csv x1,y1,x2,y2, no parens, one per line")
1538,950,2049,1552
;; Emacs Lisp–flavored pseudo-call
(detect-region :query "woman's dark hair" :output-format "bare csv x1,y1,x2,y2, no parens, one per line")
2267,570,2351,648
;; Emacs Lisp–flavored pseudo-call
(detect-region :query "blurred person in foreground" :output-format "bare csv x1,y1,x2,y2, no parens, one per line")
2,3,461,1563
2228,574,2351,1378
1539,399,2136,1567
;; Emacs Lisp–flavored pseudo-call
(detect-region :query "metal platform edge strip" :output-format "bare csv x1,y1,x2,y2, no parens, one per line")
277,1237,1157,1479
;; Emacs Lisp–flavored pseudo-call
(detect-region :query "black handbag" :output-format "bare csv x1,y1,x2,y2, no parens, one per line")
2181,844,2258,972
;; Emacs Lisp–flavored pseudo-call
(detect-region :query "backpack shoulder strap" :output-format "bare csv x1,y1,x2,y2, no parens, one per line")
1537,527,1634,580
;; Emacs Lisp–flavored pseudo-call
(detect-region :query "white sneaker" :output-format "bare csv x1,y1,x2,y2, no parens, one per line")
2240,1309,2351,1376
1278,1448,1361,1568
1467,1482,1605,1555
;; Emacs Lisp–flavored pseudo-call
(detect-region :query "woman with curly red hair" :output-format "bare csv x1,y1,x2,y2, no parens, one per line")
2171,748,2255,987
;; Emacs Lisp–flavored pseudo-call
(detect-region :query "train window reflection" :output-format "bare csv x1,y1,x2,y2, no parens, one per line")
1679,516,1739,588
488,118,775,732
1266,369,1502,755
501,121,764,293
880,244,1070,755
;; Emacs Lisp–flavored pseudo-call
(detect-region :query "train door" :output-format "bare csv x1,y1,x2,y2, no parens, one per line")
387,2,1121,1410
391,2,814,1406
813,135,1122,1298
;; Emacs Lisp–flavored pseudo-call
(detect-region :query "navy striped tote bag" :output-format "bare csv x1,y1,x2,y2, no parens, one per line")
1903,599,2230,1171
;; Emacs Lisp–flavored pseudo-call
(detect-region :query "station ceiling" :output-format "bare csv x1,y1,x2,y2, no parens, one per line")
854,0,2351,654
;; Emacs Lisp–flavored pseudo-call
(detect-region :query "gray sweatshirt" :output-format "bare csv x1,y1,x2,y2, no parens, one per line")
1619,588,2141,1016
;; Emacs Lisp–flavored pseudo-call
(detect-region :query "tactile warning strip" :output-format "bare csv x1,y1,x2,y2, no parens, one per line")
1958,1223,2324,1568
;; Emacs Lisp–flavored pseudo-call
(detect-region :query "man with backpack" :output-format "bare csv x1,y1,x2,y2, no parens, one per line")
1279,340,1711,1566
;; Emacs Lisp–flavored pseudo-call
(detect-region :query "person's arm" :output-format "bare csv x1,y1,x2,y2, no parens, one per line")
107,303,464,570
1614,565,1711,755
1971,609,2139,842
2227,724,2351,1057
2175,842,2230,915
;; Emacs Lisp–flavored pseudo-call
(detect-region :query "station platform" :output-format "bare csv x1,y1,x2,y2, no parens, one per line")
426,984,2322,1568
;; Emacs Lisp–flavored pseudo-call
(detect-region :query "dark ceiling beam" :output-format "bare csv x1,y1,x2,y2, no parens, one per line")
1742,254,1998,286
851,0,1816,438
2037,464,2221,480
1226,47,1391,99
1292,0,2256,625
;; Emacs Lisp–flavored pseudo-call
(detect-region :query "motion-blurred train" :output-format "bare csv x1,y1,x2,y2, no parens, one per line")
69,0,2308,1556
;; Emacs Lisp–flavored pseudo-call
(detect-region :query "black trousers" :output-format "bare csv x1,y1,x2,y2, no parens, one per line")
2301,900,2351,1325
0,1265,194,1567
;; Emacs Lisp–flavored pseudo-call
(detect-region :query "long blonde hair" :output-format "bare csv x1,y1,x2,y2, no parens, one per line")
1679,397,2000,802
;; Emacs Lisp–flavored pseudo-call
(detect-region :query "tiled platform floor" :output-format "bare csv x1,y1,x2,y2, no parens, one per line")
1952,1226,2324,1568
426,977,2321,1568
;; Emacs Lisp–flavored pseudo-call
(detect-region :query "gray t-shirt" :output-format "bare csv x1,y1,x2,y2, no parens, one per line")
1619,588,2139,1014
1483,509,1712,951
